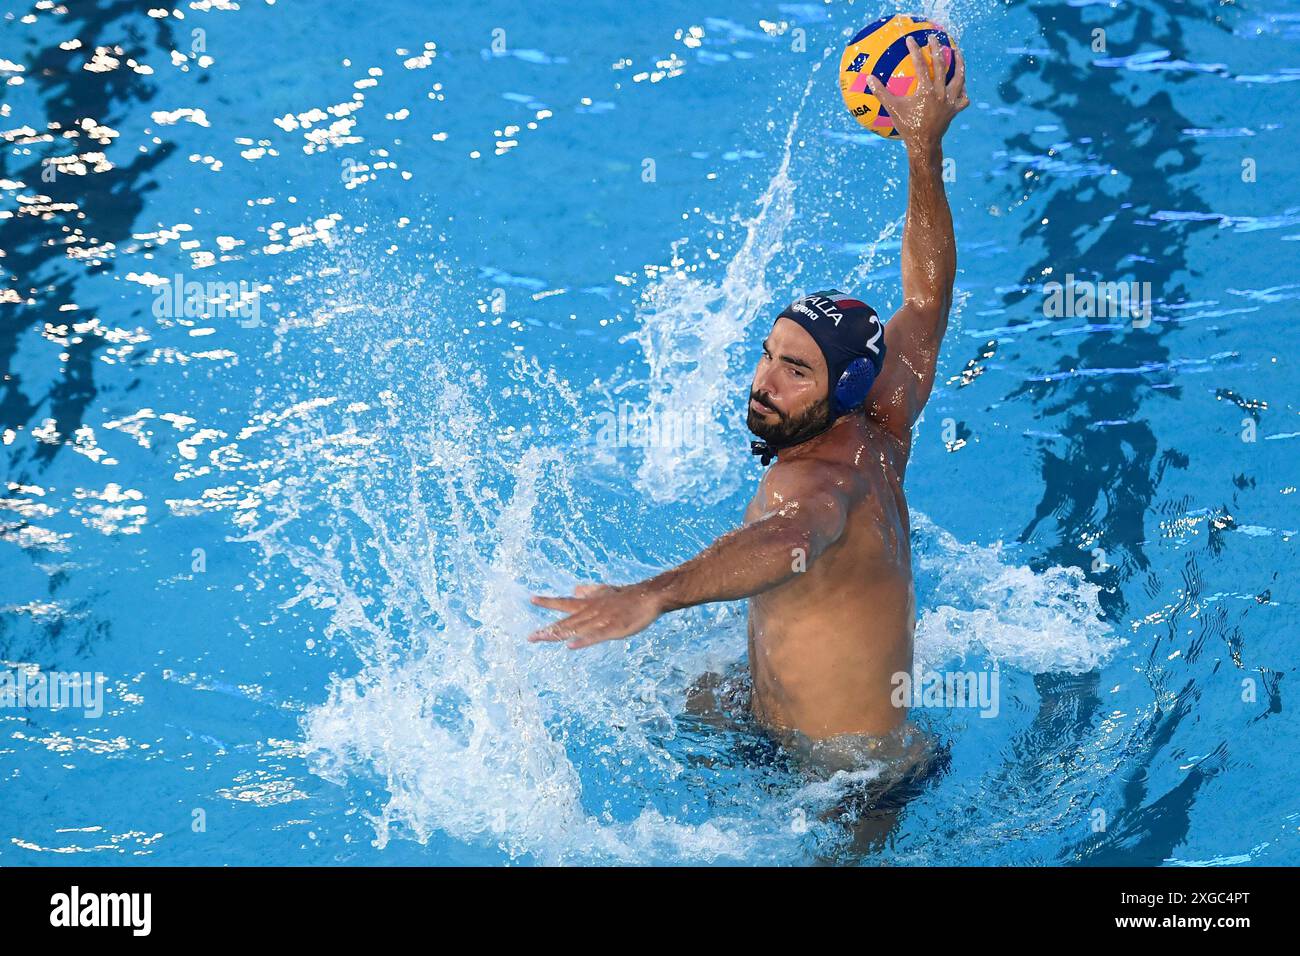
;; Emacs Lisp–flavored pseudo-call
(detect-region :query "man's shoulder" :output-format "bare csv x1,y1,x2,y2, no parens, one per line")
762,453,859,507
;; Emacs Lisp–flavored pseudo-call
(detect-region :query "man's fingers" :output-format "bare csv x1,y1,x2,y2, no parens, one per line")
566,620,621,650
528,583,657,649
530,594,587,612
530,621,581,643
528,608,597,642
948,46,967,102
566,633,604,650
865,73,898,110
573,584,612,597
528,619,570,642
905,36,933,89
926,35,943,86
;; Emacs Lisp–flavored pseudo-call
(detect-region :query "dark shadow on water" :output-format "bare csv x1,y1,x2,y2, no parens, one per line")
0,3,180,659
0,2,178,469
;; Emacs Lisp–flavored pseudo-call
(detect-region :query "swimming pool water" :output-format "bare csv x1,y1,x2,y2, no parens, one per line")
1,0,1297,865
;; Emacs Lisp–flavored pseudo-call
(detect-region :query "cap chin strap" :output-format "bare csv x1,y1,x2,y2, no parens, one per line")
749,439,778,467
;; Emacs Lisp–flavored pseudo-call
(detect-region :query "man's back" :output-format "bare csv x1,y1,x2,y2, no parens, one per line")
743,413,914,739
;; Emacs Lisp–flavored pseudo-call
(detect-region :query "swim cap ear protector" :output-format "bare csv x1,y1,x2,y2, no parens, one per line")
779,289,887,417
833,353,880,417
750,290,887,465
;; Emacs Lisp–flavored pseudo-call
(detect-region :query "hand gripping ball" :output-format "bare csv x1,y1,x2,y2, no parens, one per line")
839,14,956,140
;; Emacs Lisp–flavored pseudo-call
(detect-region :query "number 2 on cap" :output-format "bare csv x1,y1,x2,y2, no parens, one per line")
865,319,883,355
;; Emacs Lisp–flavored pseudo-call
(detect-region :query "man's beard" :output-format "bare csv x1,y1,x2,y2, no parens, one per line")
746,390,833,451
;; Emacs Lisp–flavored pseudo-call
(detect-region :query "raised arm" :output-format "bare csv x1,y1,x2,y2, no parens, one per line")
528,461,849,649
863,36,968,446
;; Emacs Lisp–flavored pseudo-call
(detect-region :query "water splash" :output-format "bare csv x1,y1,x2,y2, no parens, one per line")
212,255,775,862
228,350,1119,864
623,68,822,505
911,512,1124,673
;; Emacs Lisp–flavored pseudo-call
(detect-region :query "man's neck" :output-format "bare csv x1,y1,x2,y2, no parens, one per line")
774,411,858,462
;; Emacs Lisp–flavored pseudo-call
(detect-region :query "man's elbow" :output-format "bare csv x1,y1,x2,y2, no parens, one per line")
777,514,844,571
908,292,950,325
776,523,819,572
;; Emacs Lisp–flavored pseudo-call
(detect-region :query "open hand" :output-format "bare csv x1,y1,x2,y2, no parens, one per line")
866,35,969,153
528,583,666,650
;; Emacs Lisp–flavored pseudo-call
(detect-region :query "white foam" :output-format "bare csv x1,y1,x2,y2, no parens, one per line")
912,512,1124,673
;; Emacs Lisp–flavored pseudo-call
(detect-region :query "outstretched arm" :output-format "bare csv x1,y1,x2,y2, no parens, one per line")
529,462,849,649
863,36,969,445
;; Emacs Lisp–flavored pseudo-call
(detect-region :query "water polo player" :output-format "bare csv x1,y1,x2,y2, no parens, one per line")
531,34,969,751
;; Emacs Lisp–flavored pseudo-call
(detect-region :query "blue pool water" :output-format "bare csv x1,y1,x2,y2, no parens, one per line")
1,0,1297,865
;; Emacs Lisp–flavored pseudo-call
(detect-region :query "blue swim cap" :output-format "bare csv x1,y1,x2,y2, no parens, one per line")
776,290,887,417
